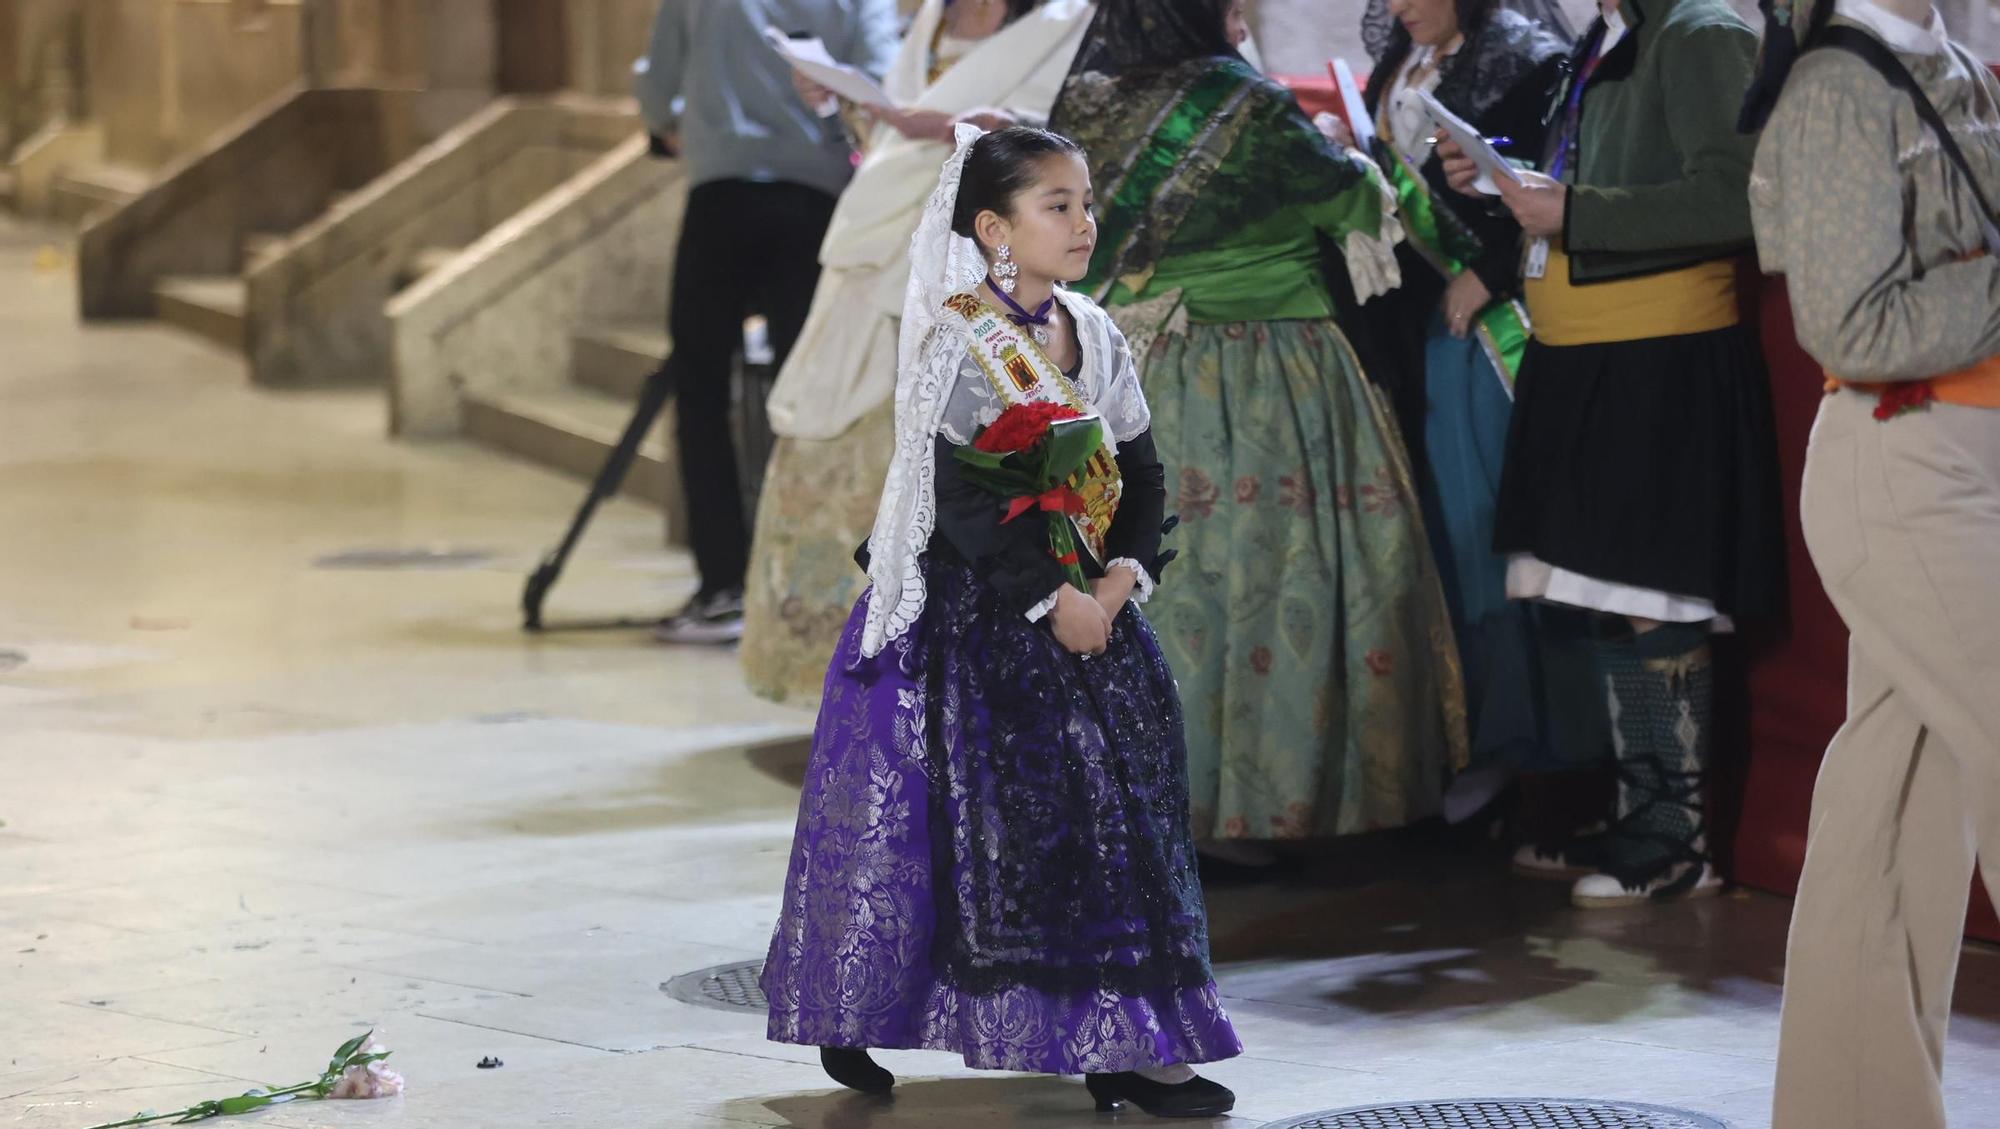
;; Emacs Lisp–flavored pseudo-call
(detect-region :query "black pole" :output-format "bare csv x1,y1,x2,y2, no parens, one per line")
521,362,676,631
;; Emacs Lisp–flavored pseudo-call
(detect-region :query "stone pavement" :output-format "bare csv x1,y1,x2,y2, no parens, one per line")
5,213,2000,1129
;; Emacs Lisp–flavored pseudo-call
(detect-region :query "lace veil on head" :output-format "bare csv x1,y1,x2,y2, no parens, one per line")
859,124,991,658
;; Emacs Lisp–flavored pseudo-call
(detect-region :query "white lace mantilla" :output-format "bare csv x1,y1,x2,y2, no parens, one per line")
860,126,1156,656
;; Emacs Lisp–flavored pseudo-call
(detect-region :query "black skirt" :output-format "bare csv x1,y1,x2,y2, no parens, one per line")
1493,324,1787,621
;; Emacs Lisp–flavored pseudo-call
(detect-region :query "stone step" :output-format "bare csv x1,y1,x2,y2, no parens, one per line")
154,275,248,353
239,191,356,271
411,244,461,277
461,387,686,543
47,162,150,226
393,245,464,290
566,317,769,400
570,322,669,400
242,232,287,271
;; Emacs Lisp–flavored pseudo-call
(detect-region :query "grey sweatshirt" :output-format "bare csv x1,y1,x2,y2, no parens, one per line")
633,0,902,197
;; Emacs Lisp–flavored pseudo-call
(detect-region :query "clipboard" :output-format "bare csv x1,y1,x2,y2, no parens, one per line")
1416,88,1521,195
1328,58,1377,153
762,27,899,110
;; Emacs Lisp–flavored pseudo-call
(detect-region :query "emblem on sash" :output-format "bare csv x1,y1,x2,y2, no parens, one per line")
940,292,1124,566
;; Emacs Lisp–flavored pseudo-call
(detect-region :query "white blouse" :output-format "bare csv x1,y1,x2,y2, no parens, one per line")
1386,45,1449,165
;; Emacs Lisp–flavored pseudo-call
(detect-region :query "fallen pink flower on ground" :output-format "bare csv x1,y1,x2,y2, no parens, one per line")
329,1035,405,1100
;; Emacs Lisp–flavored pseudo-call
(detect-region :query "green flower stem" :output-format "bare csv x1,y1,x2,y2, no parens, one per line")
1049,520,1088,591
91,1082,317,1128
83,1032,387,1129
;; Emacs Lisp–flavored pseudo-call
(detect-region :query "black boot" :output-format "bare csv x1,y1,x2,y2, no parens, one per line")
1574,622,1720,908
1084,1072,1235,1118
820,1047,894,1094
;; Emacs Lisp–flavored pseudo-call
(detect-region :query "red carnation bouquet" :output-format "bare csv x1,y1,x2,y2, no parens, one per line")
954,401,1105,590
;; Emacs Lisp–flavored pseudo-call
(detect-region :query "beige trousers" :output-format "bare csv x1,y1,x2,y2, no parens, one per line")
1773,392,2000,1129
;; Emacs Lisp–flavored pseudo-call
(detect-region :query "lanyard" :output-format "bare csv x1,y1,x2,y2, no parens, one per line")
1548,26,1609,181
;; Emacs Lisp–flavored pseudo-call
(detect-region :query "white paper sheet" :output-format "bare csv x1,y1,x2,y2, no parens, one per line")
1330,58,1376,153
763,27,900,110
1415,88,1522,196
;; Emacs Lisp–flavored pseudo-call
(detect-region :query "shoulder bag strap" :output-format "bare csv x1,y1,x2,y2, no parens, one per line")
1819,25,2000,249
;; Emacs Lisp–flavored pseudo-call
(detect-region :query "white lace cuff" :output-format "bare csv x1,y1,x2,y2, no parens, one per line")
1025,588,1063,623
1107,559,1156,604
1344,218,1405,303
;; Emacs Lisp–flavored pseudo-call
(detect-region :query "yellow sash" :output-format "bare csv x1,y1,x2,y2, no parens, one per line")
1524,242,1739,347
942,292,1124,565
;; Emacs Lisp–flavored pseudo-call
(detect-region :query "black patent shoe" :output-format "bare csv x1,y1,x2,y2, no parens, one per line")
820,1047,894,1094
1084,1071,1235,1117
1194,849,1305,887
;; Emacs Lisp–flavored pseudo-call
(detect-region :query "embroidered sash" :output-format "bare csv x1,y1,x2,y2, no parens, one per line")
1081,64,1258,300
942,292,1123,566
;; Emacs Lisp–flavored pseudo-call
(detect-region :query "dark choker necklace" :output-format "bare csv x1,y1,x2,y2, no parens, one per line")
987,278,1055,346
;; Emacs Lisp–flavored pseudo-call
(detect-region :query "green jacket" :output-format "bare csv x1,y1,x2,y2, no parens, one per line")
1555,0,1760,284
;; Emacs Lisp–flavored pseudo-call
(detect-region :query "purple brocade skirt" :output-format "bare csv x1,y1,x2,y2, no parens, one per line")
761,554,1242,1073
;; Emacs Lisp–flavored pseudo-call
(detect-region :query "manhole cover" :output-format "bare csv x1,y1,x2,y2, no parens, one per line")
1260,1099,1729,1129
660,960,767,1013
312,547,495,570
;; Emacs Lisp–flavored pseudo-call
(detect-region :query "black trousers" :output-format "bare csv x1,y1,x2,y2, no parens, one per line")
667,178,836,596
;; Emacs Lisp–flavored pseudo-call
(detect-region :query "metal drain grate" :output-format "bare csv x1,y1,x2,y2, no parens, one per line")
660,960,768,1013
1260,1099,1730,1129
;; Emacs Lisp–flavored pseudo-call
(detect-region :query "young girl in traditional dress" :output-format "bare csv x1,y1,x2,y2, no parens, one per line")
759,126,1242,1119
740,0,1095,698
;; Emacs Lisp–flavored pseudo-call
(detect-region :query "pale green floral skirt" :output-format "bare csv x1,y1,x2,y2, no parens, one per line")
740,401,893,706
1143,318,1468,839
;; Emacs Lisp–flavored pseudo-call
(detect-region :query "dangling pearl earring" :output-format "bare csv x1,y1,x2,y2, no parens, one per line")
994,244,1019,294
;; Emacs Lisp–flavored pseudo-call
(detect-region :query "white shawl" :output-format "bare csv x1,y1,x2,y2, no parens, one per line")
766,0,1093,442
819,0,1093,273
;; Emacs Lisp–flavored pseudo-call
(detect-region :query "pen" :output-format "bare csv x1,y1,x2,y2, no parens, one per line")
1425,134,1513,150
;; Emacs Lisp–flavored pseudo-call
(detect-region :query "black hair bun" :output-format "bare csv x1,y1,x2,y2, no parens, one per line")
950,127,1087,240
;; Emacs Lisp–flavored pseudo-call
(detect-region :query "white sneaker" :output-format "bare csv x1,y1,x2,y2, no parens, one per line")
653,589,746,645
1571,862,1724,909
